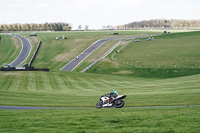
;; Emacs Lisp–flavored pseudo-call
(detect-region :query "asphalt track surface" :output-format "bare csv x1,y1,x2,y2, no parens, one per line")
9,35,31,67
60,37,124,71
0,105,199,110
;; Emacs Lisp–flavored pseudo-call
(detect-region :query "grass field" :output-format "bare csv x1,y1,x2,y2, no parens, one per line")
114,31,200,67
0,71,199,107
0,107,200,133
0,34,22,67
0,30,200,132
87,31,200,78
0,70,200,132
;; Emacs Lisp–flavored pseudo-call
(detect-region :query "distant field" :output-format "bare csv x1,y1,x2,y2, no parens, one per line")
115,31,200,67
0,35,21,67
88,31,200,78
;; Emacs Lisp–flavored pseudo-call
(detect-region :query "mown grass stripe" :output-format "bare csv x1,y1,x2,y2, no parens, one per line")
54,73,68,90
95,80,113,90
59,74,73,90
86,78,108,90
35,72,44,90
19,72,28,91
66,77,84,90
27,72,36,91
84,78,102,90
72,77,92,90
8,75,21,91
41,72,53,90
58,73,71,90
0,75,9,90
103,79,122,89
97,79,117,89
48,73,60,90
52,74,61,90
76,78,98,91
1,75,15,91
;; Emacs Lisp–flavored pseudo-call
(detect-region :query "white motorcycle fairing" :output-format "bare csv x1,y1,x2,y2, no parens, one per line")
96,94,126,108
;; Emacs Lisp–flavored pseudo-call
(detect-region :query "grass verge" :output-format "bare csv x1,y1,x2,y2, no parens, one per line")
0,107,200,133
0,35,22,67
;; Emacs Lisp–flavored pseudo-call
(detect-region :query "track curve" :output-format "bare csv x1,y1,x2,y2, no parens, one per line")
9,35,31,67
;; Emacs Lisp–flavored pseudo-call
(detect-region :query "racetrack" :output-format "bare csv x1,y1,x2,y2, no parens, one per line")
60,37,124,71
9,35,31,67
1,105,199,110
60,34,160,71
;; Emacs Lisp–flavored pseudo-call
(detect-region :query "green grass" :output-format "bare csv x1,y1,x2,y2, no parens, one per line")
0,35,22,67
0,107,200,133
87,31,200,78
1,30,200,133
115,31,200,67
0,71,200,107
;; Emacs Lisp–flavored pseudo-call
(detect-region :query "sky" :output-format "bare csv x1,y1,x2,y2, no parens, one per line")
0,0,200,29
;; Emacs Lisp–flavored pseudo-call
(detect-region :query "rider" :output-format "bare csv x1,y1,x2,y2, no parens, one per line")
107,89,119,103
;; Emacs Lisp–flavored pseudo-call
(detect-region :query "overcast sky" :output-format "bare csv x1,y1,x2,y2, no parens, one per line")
0,0,200,29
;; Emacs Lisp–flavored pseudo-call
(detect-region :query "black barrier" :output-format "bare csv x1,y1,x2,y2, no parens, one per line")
29,41,42,67
0,67,49,71
113,33,118,35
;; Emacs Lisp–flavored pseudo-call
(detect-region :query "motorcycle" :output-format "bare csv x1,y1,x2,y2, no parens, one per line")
96,94,126,108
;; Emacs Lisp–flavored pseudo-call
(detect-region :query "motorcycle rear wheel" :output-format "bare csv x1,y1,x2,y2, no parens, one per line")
114,99,125,108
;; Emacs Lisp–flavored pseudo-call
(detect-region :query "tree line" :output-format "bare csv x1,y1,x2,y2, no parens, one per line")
117,19,200,29
0,22,71,31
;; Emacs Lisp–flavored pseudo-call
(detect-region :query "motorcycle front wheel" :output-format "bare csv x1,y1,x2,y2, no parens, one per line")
114,99,125,108
96,100,103,109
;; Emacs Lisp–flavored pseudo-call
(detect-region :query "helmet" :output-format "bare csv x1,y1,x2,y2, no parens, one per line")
110,89,115,94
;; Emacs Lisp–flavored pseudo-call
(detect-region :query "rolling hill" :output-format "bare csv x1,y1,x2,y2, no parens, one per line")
87,31,200,78
0,30,200,133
